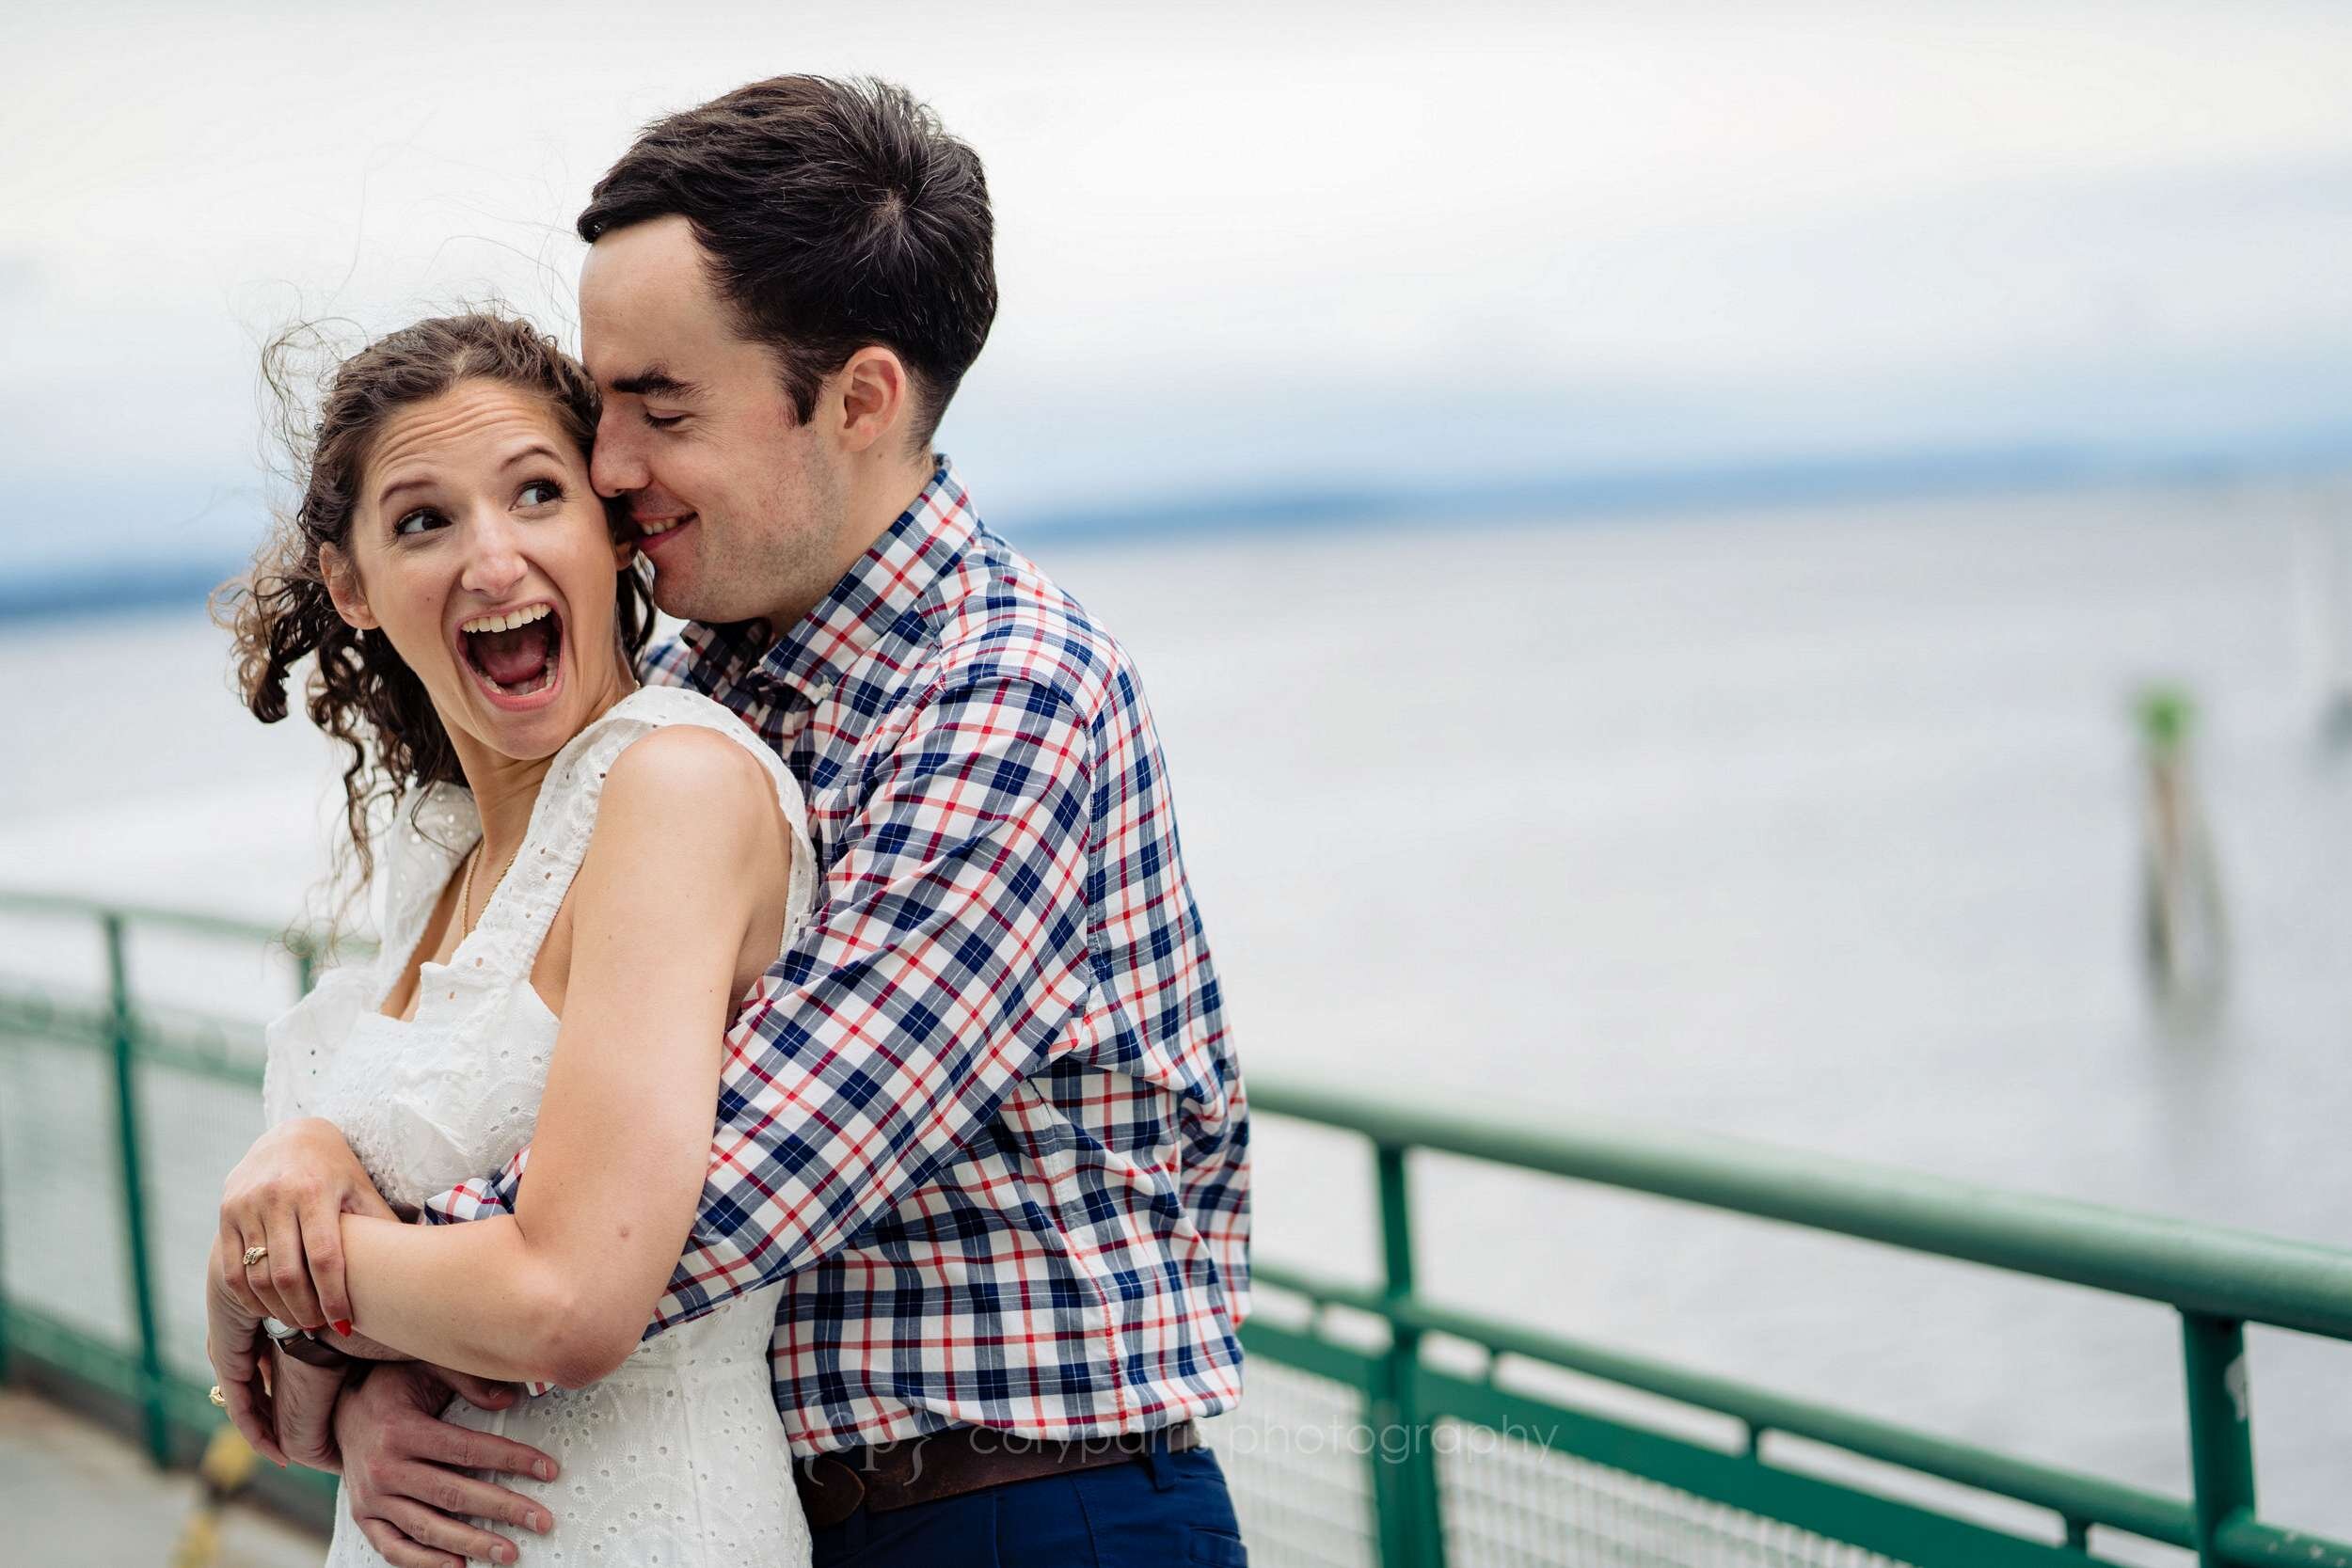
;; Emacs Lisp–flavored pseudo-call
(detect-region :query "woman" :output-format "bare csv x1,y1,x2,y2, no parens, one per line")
206,313,817,1567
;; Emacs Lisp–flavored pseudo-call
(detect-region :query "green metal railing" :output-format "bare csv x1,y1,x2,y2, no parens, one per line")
5,890,2352,1565
1225,1086,2352,1568
0,892,344,1524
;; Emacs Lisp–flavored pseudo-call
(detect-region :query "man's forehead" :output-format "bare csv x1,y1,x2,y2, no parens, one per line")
580,234,726,387
579,308,701,394
580,216,708,313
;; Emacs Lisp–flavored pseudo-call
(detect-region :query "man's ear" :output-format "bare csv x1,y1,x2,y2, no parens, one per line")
832,346,911,455
319,543,378,630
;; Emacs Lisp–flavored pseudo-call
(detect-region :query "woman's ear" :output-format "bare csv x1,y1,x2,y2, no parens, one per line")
612,534,639,571
319,543,378,630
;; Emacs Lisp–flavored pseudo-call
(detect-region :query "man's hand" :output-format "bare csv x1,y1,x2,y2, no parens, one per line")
335,1361,556,1568
268,1347,350,1473
218,1116,399,1334
204,1230,281,1466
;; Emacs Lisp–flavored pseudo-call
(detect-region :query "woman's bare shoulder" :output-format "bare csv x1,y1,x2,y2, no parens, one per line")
593,723,778,858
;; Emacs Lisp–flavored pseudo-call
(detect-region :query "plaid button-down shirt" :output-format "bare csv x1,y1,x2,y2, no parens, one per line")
421,459,1248,1453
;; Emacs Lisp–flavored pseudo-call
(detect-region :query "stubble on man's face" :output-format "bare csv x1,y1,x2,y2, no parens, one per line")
646,414,850,629
580,214,854,630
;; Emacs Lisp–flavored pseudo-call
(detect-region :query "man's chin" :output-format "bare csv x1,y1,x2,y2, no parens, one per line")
644,562,702,622
649,576,754,630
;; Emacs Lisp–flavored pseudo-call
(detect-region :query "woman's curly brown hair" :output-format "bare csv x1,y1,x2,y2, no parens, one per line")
215,312,653,935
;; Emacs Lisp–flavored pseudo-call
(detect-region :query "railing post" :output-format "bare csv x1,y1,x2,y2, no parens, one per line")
103,913,170,1465
0,1074,10,1386
289,930,317,1000
2181,1310,2256,1566
1370,1143,1447,1568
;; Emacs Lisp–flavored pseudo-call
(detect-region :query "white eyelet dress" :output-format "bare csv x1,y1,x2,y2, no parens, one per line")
262,686,818,1568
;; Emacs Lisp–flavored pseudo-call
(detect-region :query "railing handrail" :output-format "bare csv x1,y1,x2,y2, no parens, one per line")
0,888,328,949
1246,1076,2352,1341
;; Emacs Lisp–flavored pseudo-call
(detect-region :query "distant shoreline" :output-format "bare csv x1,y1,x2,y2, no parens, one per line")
9,438,2347,626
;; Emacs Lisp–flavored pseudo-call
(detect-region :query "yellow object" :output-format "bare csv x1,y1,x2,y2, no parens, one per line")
167,1512,218,1568
198,1423,260,1491
171,1425,258,1568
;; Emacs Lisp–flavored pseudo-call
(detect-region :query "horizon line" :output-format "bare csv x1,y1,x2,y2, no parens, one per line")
7,436,2349,627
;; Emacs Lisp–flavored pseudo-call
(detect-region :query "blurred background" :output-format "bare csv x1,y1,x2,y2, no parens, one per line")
7,1,2352,1561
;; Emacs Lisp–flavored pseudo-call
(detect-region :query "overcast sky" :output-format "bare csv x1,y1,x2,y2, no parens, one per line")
8,1,2352,574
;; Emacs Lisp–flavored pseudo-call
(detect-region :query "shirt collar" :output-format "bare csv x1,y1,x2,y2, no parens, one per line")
679,456,979,705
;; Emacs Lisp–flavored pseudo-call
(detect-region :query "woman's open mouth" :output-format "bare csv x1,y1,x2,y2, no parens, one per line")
457,601,565,709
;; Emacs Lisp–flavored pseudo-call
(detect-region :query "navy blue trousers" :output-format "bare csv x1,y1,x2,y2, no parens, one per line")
807,1445,1247,1568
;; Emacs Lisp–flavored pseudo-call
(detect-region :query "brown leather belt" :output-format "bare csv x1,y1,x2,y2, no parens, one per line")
794,1420,1201,1528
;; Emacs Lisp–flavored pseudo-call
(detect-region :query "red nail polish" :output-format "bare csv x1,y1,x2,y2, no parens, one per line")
331,1320,353,1337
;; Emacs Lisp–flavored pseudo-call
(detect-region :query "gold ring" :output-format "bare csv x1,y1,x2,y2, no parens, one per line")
242,1244,268,1269
208,1385,227,1408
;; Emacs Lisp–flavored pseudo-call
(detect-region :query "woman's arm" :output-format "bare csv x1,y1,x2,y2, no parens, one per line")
335,726,789,1387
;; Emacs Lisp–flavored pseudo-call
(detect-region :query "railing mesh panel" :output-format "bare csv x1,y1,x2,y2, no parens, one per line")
137,1064,269,1381
1436,1418,1917,1568
0,1031,137,1346
1207,1358,1380,1568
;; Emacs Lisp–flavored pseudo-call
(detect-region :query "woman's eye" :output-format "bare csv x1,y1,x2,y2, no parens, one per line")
517,479,564,507
392,508,445,537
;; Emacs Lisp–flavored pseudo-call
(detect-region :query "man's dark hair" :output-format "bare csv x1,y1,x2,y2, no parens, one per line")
579,75,995,447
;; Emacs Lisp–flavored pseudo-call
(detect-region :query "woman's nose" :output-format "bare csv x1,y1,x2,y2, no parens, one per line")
460,514,529,599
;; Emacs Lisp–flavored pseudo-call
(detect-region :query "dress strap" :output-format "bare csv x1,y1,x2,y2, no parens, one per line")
463,687,818,977
376,782,480,984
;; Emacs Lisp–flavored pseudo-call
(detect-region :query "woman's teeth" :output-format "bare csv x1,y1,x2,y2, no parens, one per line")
461,602,553,634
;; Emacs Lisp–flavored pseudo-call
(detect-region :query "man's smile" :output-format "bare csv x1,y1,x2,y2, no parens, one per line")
631,510,696,555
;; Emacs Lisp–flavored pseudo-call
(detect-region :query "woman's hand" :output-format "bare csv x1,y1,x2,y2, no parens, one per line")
218,1116,398,1335
204,1228,284,1466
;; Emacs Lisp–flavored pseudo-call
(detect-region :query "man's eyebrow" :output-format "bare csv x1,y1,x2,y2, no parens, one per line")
609,368,701,400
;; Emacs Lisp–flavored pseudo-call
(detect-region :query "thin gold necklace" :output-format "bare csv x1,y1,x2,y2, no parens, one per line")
455,838,521,938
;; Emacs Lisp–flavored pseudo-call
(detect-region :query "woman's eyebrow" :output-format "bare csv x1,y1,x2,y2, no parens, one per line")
501,442,568,470
376,472,437,507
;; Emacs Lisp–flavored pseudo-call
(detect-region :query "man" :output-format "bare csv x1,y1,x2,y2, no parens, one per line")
230,75,1248,1568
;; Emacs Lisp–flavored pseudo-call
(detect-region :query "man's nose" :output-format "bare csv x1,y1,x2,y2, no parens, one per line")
591,412,647,499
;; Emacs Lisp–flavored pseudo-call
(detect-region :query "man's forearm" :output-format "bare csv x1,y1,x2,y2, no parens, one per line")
268,1345,354,1473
